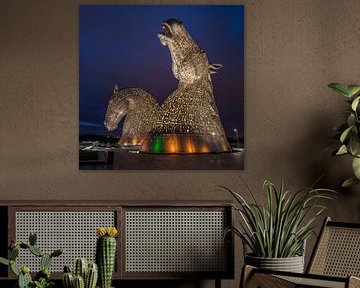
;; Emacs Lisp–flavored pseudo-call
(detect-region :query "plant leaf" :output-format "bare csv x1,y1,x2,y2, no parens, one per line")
352,157,360,179
351,96,360,111
347,114,356,128
340,126,353,143
328,83,351,97
342,177,360,188
336,145,348,155
349,135,360,157
237,176,259,206
347,85,360,97
0,257,9,266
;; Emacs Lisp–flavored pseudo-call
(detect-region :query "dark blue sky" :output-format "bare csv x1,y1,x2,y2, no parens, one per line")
79,5,244,138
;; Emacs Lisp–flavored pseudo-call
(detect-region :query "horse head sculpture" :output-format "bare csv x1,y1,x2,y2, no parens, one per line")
104,85,128,132
104,85,160,146
158,18,222,83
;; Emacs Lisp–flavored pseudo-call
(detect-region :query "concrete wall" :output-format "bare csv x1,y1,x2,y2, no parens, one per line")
1,0,359,287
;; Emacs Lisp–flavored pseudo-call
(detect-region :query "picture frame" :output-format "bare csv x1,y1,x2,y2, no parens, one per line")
79,4,244,170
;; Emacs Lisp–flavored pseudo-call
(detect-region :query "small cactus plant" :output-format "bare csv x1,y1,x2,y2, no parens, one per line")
63,266,74,288
62,259,98,288
0,232,63,288
74,275,85,288
85,262,98,288
74,258,88,280
19,266,32,288
96,227,118,288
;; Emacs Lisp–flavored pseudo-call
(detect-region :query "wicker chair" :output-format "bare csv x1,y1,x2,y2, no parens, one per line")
241,217,360,288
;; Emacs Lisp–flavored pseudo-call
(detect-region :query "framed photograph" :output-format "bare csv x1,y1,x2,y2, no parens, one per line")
79,4,244,170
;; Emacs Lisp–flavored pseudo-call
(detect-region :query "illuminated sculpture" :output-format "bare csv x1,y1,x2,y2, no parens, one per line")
104,85,159,146
104,19,231,153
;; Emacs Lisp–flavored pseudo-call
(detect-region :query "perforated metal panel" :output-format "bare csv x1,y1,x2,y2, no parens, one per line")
125,210,227,273
15,211,115,272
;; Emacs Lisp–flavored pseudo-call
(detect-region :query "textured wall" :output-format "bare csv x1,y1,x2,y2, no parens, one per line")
0,0,360,287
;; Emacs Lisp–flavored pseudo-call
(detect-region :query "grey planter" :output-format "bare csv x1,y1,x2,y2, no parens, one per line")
245,254,305,273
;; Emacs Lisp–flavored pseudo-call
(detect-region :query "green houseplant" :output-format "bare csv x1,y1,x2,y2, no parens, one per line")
62,258,98,288
221,179,334,272
328,83,360,187
0,232,63,288
96,227,118,288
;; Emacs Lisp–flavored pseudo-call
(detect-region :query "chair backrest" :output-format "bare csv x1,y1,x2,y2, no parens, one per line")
307,217,360,277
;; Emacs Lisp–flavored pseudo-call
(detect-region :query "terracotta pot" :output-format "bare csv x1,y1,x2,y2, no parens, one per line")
245,254,304,273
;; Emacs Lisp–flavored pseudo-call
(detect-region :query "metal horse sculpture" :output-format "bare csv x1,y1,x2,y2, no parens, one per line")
104,85,159,146
104,19,230,154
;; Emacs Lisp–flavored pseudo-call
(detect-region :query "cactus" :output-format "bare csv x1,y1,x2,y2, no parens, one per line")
85,263,98,288
29,245,44,257
96,227,118,288
41,253,52,270
74,258,88,279
64,265,72,273
63,260,98,288
63,274,74,288
19,271,32,288
19,243,30,249
74,275,85,288
9,246,19,260
51,248,64,257
62,266,74,288
10,260,20,276
21,265,30,274
35,268,51,281
63,271,74,288
18,267,32,288
0,232,64,288
29,232,37,246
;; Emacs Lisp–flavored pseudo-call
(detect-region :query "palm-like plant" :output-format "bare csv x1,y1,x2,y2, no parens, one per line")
221,179,335,258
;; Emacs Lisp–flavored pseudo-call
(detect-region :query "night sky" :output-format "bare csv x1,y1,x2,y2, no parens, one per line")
79,5,244,138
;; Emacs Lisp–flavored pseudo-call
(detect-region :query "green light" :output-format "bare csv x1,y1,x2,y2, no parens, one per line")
152,135,163,153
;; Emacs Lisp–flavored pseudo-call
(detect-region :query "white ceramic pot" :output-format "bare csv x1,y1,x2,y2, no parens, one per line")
245,254,305,273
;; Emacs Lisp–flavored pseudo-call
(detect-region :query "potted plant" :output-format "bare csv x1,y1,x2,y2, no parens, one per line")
62,227,118,288
221,179,334,273
328,83,360,187
96,227,118,288
0,232,63,288
62,258,98,288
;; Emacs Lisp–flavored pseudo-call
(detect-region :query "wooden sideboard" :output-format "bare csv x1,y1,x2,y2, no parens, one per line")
0,201,234,288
